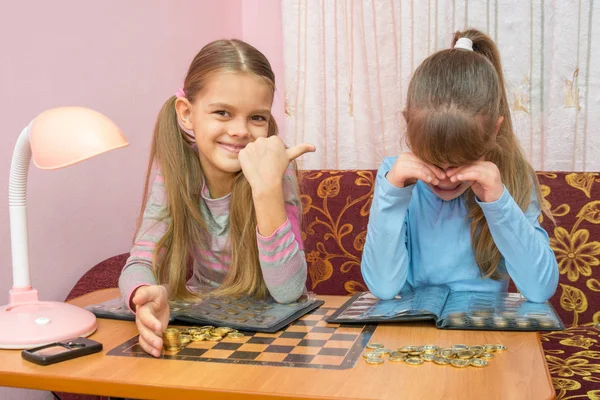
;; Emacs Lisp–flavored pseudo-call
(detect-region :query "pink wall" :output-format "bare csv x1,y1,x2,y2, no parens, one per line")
242,0,285,135
0,1,283,399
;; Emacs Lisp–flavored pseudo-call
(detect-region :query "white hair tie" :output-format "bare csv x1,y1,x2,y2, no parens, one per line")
454,37,473,51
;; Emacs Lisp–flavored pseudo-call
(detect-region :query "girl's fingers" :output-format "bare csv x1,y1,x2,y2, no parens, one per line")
131,286,152,307
138,333,161,358
447,166,468,182
404,154,445,181
286,143,317,161
425,164,446,180
454,168,482,183
137,316,162,356
448,166,484,183
139,306,163,334
409,163,440,186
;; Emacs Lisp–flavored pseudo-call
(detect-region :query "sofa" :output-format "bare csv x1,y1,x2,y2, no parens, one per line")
63,170,600,400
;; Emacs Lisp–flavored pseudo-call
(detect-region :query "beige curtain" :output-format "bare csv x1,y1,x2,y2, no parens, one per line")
282,0,599,171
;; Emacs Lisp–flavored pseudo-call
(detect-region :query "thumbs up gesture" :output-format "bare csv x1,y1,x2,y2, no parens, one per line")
238,136,316,193
285,142,317,162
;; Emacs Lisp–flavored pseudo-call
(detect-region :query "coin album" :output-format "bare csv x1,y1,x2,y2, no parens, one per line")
326,286,565,331
85,293,324,333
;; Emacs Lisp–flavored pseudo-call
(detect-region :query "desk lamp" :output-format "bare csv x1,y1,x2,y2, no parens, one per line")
0,107,128,349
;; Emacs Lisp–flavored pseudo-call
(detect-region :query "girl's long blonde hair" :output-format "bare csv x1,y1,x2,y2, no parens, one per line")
405,29,550,279
136,39,279,299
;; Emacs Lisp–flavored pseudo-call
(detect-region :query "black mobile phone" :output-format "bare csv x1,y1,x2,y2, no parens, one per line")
21,337,103,366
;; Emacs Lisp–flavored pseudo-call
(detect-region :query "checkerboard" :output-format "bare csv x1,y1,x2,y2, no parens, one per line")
107,308,376,370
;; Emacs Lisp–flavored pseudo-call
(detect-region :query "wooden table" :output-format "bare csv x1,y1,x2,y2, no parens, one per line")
0,289,555,400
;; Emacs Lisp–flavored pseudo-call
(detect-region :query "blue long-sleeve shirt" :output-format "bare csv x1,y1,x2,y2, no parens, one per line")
361,157,559,303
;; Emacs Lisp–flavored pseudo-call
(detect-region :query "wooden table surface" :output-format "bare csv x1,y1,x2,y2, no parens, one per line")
0,288,555,400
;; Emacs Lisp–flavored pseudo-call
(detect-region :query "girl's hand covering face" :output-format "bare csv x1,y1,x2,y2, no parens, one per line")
445,161,504,202
386,152,447,188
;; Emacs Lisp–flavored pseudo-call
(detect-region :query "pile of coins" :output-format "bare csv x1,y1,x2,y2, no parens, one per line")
162,326,244,351
363,343,506,367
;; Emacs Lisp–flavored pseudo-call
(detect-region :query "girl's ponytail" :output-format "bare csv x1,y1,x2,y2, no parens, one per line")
136,95,206,299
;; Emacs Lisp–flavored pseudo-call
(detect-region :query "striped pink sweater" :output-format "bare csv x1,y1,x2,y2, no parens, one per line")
118,165,307,307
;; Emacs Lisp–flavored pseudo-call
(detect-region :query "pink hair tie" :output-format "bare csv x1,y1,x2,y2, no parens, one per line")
175,88,186,98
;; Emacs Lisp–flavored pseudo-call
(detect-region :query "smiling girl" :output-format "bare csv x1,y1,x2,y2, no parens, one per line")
118,39,315,357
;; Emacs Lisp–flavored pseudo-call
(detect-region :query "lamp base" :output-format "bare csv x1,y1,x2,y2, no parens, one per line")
0,300,97,349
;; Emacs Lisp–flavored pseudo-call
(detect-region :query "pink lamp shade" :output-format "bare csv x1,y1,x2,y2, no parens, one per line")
30,107,128,169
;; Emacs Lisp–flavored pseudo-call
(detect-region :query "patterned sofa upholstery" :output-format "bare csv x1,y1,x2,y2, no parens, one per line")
65,171,600,399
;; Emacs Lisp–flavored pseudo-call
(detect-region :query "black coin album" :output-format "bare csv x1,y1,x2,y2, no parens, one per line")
86,292,324,333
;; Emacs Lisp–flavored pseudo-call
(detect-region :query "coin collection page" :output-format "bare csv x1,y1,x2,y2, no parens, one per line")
438,291,564,330
328,286,564,331
332,286,449,322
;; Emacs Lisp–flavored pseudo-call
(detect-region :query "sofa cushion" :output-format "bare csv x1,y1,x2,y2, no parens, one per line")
65,253,127,301
537,173,600,326
299,170,374,295
540,325,600,399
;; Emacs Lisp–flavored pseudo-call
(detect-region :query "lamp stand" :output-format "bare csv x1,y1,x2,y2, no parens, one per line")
0,124,97,349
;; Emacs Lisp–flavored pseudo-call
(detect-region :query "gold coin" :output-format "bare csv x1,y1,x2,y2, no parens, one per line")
450,359,470,368
433,357,450,365
469,345,484,353
483,344,497,353
228,332,244,339
457,350,475,359
214,328,231,337
470,358,488,367
440,348,455,358
469,316,488,327
494,344,507,351
449,313,467,326
374,348,391,355
420,345,438,353
389,356,406,363
471,309,493,317
365,357,384,365
366,343,384,349
421,353,436,362
471,349,485,358
451,344,469,350
480,352,494,359
163,327,179,335
405,357,424,365
207,335,222,342
538,318,556,328
179,335,192,346
389,351,405,358
363,352,382,359
400,345,420,353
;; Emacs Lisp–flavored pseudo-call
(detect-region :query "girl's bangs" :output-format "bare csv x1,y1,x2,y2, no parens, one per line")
407,108,493,168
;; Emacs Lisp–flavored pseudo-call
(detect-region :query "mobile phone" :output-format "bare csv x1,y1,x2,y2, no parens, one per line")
21,337,103,366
